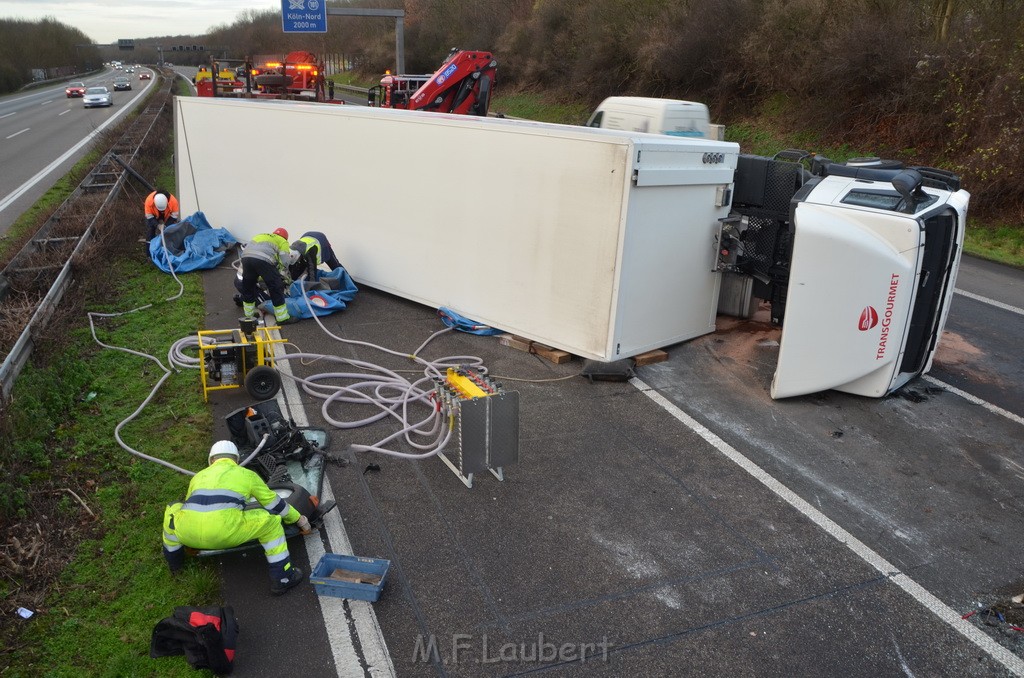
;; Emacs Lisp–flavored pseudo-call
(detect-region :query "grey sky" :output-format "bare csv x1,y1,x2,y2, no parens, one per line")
0,0,281,43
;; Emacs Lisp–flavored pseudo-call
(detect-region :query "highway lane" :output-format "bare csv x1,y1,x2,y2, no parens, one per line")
0,67,157,235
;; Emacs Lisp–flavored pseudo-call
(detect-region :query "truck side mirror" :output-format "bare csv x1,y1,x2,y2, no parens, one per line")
891,169,925,214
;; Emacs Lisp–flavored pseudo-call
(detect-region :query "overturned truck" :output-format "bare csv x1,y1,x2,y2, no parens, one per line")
174,97,967,399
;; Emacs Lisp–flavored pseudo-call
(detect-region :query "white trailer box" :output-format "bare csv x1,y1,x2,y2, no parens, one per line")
175,97,738,361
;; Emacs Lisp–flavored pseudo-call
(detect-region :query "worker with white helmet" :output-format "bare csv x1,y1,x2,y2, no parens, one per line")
143,190,180,242
161,440,311,595
238,228,301,325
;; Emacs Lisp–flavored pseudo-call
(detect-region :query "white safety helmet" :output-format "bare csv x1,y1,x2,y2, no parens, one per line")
154,193,169,211
283,249,301,266
208,440,239,463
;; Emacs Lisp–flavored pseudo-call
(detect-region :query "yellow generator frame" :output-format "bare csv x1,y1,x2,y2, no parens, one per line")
197,324,286,401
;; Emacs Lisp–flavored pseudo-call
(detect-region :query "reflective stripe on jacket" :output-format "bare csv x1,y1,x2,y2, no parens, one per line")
180,458,300,524
240,233,290,267
297,236,322,266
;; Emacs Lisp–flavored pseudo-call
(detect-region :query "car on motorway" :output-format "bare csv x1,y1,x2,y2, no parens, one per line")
65,81,86,97
83,86,113,108
139,72,151,80
112,76,132,91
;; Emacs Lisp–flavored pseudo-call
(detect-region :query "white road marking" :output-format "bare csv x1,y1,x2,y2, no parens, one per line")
0,99,134,215
630,377,1024,677
273,341,396,678
5,128,29,139
58,110,70,116
0,112,14,119
923,375,1024,427
40,100,53,105
955,289,1024,317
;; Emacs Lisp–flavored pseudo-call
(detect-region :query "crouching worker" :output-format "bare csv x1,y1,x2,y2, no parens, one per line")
143,190,180,242
239,228,301,325
161,440,311,595
289,231,343,282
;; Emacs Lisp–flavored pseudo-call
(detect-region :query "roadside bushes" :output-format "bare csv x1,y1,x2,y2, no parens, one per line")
933,35,1024,220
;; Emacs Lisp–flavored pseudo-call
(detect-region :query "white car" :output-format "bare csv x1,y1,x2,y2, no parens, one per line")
83,86,113,108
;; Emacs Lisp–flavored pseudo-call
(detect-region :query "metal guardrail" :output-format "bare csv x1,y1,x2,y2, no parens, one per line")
0,79,173,399
337,83,370,97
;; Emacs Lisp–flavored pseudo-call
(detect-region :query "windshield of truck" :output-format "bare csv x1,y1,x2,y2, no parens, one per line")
841,189,938,214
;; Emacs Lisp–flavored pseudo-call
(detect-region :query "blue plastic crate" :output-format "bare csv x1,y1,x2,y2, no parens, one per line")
311,553,390,602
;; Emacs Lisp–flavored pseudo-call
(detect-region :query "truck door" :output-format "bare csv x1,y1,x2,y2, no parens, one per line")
770,192,926,399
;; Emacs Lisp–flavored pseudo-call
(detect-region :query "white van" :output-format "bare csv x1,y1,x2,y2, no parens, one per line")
586,96,711,138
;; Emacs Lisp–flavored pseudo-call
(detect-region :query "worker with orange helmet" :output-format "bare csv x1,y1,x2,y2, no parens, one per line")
143,190,180,242
238,228,301,325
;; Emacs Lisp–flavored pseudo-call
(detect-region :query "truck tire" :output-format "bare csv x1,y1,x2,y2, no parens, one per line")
245,365,281,400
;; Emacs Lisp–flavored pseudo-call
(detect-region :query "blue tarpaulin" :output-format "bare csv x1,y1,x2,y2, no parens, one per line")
149,212,237,273
284,267,358,318
437,307,503,335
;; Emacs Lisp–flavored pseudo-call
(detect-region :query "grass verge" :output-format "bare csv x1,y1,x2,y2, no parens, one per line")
2,70,219,676
3,258,219,677
963,221,1024,267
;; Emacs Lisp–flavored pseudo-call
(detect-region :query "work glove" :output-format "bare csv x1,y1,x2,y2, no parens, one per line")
297,515,312,535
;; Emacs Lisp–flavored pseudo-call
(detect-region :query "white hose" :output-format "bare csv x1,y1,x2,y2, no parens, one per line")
91,226,195,475
95,247,489,473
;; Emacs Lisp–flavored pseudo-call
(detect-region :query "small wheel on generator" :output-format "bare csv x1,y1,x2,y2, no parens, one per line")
245,365,281,400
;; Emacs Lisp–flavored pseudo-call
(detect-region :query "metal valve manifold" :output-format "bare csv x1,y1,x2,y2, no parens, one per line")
433,367,519,488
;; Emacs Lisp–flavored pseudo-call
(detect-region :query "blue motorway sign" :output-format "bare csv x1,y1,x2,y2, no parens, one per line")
281,0,326,33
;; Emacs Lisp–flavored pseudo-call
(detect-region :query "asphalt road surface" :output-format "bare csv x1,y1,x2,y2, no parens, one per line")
0,67,157,235
188,251,1023,677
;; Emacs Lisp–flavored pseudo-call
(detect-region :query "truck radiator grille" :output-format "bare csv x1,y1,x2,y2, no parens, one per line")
899,209,958,375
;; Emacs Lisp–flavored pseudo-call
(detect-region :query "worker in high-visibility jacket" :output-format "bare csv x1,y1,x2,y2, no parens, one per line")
288,231,344,282
143,190,180,241
162,440,310,595
238,228,301,325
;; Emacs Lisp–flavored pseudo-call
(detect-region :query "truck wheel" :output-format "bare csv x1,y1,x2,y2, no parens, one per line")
245,365,281,400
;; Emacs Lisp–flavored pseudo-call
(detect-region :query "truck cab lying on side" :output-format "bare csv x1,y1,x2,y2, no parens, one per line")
722,153,967,398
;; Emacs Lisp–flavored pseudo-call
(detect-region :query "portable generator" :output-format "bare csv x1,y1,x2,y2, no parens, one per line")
197,317,287,401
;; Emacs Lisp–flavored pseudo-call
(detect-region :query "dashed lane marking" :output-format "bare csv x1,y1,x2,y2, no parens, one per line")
923,375,1024,427
955,288,1024,317
631,376,1024,677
